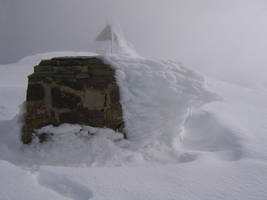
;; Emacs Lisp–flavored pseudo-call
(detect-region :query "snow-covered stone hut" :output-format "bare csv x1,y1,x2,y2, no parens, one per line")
22,56,124,144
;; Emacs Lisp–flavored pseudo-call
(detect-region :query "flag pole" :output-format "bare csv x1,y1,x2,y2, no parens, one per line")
111,27,113,54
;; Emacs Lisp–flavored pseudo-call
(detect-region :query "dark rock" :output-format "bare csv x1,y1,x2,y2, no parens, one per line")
60,80,84,90
51,87,81,109
37,132,53,143
111,88,120,102
59,109,105,126
26,84,45,101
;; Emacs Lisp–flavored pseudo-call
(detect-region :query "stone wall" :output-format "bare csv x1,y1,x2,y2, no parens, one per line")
22,56,124,144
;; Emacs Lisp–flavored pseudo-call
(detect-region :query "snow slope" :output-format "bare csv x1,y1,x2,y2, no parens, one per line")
0,52,267,199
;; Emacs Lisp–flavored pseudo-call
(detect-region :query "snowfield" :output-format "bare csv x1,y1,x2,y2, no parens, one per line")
0,51,267,199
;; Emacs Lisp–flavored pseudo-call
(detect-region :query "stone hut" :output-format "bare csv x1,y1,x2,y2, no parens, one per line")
22,56,124,144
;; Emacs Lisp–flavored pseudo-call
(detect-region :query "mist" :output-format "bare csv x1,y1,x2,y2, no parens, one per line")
1,0,267,86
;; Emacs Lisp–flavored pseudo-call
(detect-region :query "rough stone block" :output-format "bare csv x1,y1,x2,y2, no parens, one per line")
26,84,45,101
51,87,81,109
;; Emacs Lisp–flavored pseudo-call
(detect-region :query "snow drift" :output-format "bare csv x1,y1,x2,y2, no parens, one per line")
0,50,216,166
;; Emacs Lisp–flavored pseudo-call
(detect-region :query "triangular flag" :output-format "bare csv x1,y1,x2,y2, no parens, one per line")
95,24,120,54
96,24,115,41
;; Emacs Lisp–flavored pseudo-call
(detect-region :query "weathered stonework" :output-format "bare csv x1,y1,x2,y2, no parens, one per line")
22,56,124,144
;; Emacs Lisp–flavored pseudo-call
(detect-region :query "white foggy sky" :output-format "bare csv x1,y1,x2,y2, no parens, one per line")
1,0,267,85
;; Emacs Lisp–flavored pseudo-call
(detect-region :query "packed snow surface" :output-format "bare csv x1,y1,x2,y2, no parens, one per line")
0,51,267,199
